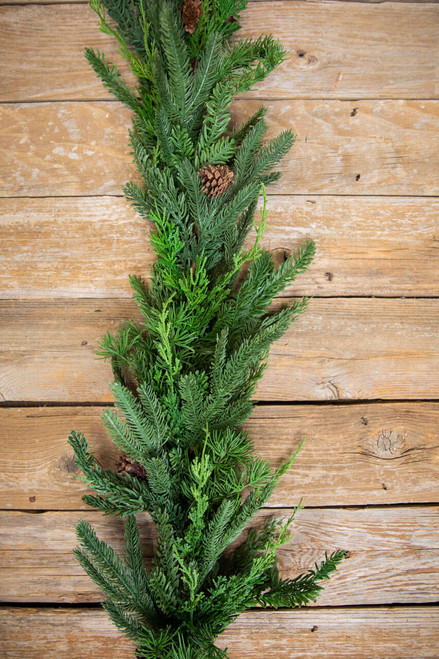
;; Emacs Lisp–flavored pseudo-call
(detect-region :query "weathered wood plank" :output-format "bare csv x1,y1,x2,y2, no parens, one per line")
1,195,438,298
2,403,439,509
0,608,135,659
1,3,437,101
2,0,438,4
1,298,438,402
1,100,438,197
2,0,437,4
2,606,439,659
219,606,439,658
0,508,438,604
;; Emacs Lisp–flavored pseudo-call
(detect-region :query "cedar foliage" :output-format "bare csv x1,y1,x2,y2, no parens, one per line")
68,1,345,656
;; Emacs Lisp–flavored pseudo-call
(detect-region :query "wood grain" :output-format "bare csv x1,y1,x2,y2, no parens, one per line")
1,0,438,655
2,0,437,4
1,297,438,402
1,195,438,299
1,3,438,102
1,507,438,605
1,403,439,510
219,607,439,658
1,100,438,197
2,606,439,659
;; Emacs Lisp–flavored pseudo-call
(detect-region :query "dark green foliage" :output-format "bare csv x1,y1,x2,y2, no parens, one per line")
68,0,344,656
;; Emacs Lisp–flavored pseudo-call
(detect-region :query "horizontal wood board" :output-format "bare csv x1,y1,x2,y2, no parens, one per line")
1,403,439,509
1,297,438,402
1,100,438,197
1,2,438,102
2,0,438,4
1,507,438,605
1,606,439,659
1,195,439,298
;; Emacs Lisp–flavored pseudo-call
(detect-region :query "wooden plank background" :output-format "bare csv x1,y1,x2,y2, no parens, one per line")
0,1,438,657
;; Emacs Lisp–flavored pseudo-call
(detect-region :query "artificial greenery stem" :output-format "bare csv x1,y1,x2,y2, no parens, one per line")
68,1,344,656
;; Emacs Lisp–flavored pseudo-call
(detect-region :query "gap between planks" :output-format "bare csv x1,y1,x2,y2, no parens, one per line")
3,502,439,513
3,397,439,407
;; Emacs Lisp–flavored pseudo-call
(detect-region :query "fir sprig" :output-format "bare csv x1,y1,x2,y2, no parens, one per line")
68,0,344,656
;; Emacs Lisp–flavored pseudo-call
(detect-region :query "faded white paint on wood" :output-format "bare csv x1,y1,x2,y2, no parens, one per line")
1,100,438,197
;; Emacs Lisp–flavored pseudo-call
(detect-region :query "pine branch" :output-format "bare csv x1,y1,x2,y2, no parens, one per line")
66,0,345,655
257,550,346,608
75,519,137,601
84,48,144,114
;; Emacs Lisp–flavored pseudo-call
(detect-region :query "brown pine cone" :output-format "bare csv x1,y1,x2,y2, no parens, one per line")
182,0,202,34
116,455,147,480
199,164,235,198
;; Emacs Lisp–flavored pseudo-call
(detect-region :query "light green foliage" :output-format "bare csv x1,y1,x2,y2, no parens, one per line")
68,0,344,656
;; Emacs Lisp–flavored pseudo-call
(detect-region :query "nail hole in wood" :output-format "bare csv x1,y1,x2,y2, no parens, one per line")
272,248,291,268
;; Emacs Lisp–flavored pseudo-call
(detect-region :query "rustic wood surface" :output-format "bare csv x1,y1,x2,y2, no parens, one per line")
1,0,438,656
1,507,438,605
1,297,438,402
1,403,439,509
1,606,438,659
2,100,439,197
2,0,438,4
1,195,438,298
1,3,438,101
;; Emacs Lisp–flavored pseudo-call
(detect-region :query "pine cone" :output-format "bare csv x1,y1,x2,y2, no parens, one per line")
182,0,202,34
199,164,234,198
116,455,147,480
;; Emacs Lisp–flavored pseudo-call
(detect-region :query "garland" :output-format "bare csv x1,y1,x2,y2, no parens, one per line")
68,1,345,656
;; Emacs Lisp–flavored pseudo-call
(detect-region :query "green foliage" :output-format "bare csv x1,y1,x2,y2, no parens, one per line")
68,0,344,656
257,549,347,608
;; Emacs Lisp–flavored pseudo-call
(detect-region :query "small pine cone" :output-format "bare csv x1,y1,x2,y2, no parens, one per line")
116,455,147,480
199,164,235,198
182,0,202,34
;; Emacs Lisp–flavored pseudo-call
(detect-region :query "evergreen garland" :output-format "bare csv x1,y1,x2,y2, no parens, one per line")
68,1,345,656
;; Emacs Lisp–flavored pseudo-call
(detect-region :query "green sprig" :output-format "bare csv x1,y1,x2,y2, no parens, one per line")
67,0,344,656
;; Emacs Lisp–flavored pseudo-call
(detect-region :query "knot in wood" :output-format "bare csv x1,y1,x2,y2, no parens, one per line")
294,50,318,68
374,430,406,459
59,454,79,474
